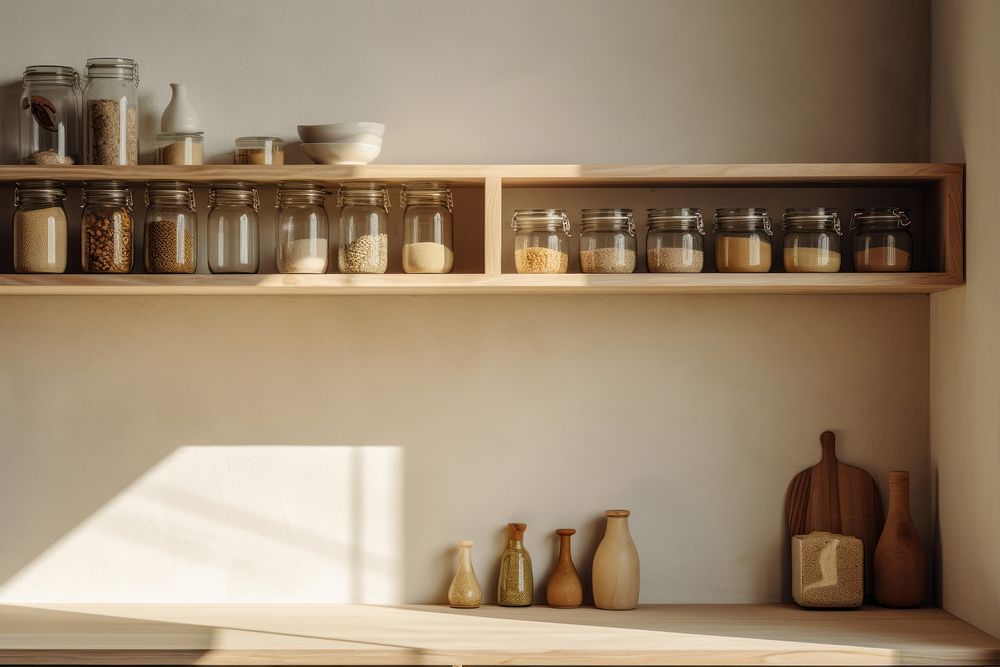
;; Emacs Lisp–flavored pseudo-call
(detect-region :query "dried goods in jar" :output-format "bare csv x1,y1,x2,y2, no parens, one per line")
339,233,388,273
402,241,454,273
580,247,635,273
647,247,704,273
514,247,568,274
83,210,134,273
88,99,138,165
146,219,195,273
14,207,67,273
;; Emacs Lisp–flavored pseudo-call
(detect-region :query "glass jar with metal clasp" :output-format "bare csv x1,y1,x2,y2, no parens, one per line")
512,209,571,274
579,208,636,274
338,182,390,274
646,208,706,273
401,182,454,274
714,207,773,273
208,182,260,274
782,207,843,273
852,207,913,272
144,181,197,274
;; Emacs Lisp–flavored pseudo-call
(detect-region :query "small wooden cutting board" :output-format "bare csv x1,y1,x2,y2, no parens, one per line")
785,431,884,595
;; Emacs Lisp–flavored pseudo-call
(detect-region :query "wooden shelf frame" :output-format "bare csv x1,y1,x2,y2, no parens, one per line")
0,163,964,294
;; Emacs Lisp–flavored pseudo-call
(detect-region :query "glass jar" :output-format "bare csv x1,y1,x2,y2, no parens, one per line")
83,58,139,166
81,181,134,273
338,182,390,274
13,181,68,274
19,65,80,165
156,132,204,165
512,209,571,274
235,136,284,165
852,208,913,272
714,207,773,273
497,523,533,607
144,181,197,274
208,182,260,274
579,209,636,274
275,181,330,273
646,208,706,273
782,208,842,273
401,182,454,274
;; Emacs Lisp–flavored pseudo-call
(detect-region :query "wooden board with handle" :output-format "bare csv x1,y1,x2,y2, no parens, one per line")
785,431,884,595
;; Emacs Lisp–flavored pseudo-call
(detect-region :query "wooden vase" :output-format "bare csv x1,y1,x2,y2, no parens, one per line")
873,471,926,608
546,529,583,608
447,540,482,608
592,510,640,610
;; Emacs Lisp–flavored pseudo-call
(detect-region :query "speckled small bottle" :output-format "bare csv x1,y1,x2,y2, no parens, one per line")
447,540,482,608
497,523,533,606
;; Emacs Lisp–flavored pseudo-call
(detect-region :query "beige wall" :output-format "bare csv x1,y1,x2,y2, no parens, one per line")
929,0,1000,638
0,0,934,604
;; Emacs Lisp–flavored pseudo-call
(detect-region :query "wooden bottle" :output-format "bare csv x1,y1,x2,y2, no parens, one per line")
874,471,926,607
592,510,640,610
447,540,482,608
497,523,533,607
546,529,583,608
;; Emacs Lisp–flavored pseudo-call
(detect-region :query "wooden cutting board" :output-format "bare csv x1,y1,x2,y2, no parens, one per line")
786,431,884,595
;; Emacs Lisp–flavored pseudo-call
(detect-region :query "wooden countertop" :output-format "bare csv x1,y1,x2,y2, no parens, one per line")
1,603,998,665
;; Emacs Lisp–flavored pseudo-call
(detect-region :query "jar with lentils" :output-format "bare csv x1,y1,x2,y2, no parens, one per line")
579,208,636,273
13,180,68,273
82,181,134,273
512,209,571,274
338,182,390,274
852,208,913,272
646,208,705,273
144,181,197,274
714,207,773,273
782,207,842,273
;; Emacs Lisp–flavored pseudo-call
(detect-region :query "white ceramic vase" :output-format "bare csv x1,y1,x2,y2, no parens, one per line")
160,83,201,133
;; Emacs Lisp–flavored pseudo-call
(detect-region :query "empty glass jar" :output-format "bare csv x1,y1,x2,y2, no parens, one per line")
646,208,705,273
208,182,260,274
852,208,913,272
144,181,197,273
83,57,139,166
13,181,68,274
275,182,330,273
512,209,571,274
19,65,80,165
81,181,134,273
401,182,454,274
338,182,390,274
783,208,842,273
579,209,636,273
714,207,773,272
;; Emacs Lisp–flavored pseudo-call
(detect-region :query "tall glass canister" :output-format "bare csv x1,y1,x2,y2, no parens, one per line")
275,182,330,273
338,182,390,274
401,182,454,273
83,57,139,165
81,181,134,273
12,181,68,274
208,182,260,274
19,65,80,165
144,181,197,273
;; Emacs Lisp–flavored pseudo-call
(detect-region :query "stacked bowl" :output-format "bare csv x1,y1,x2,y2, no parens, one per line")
298,122,384,165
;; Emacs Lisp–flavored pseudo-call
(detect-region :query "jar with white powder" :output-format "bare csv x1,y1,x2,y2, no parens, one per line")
401,182,454,273
275,182,330,274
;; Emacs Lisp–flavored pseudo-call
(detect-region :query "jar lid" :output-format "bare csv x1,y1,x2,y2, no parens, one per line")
714,207,773,235
277,181,330,207
511,209,571,234
210,181,259,211
145,181,196,209
338,181,390,209
581,208,634,236
82,180,132,208
401,182,453,210
86,57,138,84
783,207,842,234
23,65,79,87
851,207,912,230
647,207,705,234
14,180,67,206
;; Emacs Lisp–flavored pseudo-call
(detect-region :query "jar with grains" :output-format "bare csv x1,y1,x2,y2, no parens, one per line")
235,136,284,165
13,181,68,274
646,208,706,273
83,58,139,166
208,182,260,274
19,65,80,165
401,182,454,274
782,208,842,273
275,182,330,274
512,209,571,274
144,182,197,274
579,208,636,274
852,208,913,272
81,181,134,273
156,132,204,165
714,207,773,273
497,523,533,607
338,182,390,274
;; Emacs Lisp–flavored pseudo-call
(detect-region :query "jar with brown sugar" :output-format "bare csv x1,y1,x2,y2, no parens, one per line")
714,207,773,272
852,208,913,272
782,207,842,273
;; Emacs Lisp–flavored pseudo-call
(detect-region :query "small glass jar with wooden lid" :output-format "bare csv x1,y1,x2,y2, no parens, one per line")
646,208,706,273
512,209,571,274
782,207,842,273
144,181,198,274
579,208,636,274
714,207,773,273
852,208,913,272
81,180,134,273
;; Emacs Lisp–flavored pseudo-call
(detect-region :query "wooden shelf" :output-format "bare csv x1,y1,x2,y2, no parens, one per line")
0,163,964,294
1,603,998,665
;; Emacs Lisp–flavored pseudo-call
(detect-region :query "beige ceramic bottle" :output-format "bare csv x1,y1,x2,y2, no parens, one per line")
592,510,640,610
447,540,482,608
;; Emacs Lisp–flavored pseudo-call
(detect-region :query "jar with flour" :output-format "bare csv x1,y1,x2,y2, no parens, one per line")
275,182,330,274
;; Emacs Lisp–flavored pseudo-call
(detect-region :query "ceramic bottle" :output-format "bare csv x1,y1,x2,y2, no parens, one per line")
592,509,640,610
497,522,533,606
447,540,482,608
546,528,583,608
874,471,926,607
160,83,201,133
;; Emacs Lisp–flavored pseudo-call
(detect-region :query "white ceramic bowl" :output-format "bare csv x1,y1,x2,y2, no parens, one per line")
297,122,386,143
300,142,382,165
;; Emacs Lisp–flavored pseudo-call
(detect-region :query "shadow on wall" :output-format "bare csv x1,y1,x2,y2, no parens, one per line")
0,446,404,603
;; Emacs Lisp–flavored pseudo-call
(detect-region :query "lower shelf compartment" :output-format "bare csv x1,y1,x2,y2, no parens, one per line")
0,272,962,295
1,603,998,665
